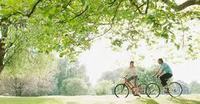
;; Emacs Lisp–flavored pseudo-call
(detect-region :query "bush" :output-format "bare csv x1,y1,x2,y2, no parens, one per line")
95,80,113,95
189,81,200,94
61,78,88,95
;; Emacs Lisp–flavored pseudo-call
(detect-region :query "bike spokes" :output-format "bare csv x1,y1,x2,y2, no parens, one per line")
146,83,160,98
138,84,146,94
168,82,183,97
114,84,129,98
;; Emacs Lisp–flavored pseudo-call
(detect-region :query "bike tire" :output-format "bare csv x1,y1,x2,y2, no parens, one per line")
138,83,147,95
168,82,183,97
114,83,129,98
146,83,160,98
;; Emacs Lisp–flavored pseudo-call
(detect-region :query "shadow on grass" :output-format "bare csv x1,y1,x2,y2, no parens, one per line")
138,98,159,104
171,98,200,104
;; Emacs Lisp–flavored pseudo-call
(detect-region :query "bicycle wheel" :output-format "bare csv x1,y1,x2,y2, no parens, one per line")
168,82,183,97
138,83,146,94
114,84,129,98
146,83,160,98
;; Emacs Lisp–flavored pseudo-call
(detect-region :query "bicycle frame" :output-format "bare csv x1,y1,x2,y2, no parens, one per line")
123,77,137,92
114,76,144,98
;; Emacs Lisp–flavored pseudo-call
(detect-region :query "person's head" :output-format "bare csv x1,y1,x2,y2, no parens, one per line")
158,58,164,64
130,61,134,67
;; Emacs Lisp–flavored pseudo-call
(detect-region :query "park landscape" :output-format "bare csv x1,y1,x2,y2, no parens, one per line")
0,0,200,104
0,95,200,104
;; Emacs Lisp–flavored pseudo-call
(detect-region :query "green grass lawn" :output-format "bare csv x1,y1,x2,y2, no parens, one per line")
0,97,61,104
0,95,200,104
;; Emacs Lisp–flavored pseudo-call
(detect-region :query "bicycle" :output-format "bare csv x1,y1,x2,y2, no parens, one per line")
145,76,183,98
114,75,146,98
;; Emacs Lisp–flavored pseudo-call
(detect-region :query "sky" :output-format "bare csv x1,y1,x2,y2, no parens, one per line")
78,17,200,86
79,38,132,85
79,38,200,85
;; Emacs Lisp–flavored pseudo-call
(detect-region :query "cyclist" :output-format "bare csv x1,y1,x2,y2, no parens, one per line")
154,58,173,92
127,61,140,96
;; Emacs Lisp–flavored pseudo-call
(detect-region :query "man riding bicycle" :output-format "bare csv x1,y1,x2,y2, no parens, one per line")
154,58,173,92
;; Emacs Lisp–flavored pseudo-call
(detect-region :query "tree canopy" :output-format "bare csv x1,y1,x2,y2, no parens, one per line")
0,0,200,73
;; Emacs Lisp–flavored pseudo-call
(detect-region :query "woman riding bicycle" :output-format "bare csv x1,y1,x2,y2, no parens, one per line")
127,61,140,96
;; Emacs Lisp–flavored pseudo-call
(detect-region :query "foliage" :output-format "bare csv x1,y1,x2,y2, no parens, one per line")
100,66,161,85
61,78,88,96
189,81,200,94
0,51,90,96
0,0,200,96
98,68,124,84
95,80,113,95
0,0,200,68
0,70,57,96
177,80,190,94
54,58,90,95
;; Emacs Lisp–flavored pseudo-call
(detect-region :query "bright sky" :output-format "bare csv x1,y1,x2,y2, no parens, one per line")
79,18,200,86
79,38,132,85
79,38,200,85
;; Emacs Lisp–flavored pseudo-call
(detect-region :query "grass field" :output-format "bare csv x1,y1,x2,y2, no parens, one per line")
0,95,200,104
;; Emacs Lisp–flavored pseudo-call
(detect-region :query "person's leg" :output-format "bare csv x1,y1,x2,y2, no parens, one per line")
164,73,172,85
160,73,172,87
160,75,166,87
133,76,140,96
131,76,137,89
127,76,134,82
160,73,173,93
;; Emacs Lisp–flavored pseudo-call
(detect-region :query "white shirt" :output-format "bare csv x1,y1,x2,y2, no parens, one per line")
129,66,137,76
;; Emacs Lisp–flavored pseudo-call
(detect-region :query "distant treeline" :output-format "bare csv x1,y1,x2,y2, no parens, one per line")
0,55,199,96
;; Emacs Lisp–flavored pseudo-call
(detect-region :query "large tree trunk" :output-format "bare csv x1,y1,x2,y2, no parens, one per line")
0,39,5,73
0,25,8,73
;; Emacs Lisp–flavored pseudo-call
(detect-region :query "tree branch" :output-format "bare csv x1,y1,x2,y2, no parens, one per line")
145,0,149,14
108,0,117,7
139,3,146,8
129,0,143,14
177,0,200,11
70,5,89,21
27,0,42,17
61,0,74,12
102,0,123,37
111,0,123,23
0,0,42,24
162,0,200,11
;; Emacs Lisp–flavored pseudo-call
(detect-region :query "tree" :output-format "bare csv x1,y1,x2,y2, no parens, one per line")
95,80,113,95
98,68,124,84
0,0,200,74
0,0,98,73
177,80,190,94
0,74,26,96
0,50,58,96
54,58,90,95
189,81,200,94
55,58,68,95
61,78,88,95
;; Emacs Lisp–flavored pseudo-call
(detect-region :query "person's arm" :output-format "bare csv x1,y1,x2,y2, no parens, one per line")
154,65,164,77
157,64,167,77
158,70,164,77
154,69,161,77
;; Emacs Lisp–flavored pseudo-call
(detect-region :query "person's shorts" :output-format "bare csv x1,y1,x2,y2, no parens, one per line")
127,75,137,81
